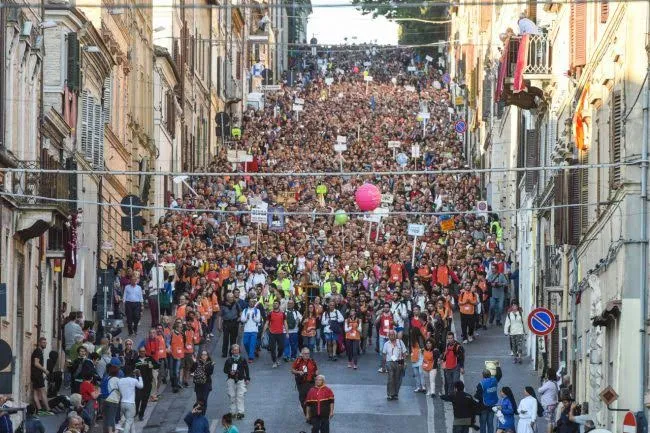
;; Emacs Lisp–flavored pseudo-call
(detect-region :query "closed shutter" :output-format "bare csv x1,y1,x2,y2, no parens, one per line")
65,157,78,204
568,168,581,245
92,102,104,169
579,153,589,233
600,1,609,23
66,32,80,91
570,2,587,69
80,89,92,160
102,76,112,124
610,89,623,189
554,173,565,244
525,129,539,193
190,35,195,71
480,2,491,32
527,0,537,23
548,117,558,166
173,39,180,68
217,56,222,97
482,77,492,121
181,23,188,66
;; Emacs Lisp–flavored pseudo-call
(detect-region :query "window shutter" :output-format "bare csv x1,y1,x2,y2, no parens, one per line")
570,2,587,69
579,153,589,233
173,39,180,68
525,129,539,193
610,89,623,189
80,89,91,159
527,0,537,23
480,2,491,32
568,167,581,245
102,76,112,124
554,173,565,244
600,1,609,23
92,102,105,169
482,77,492,121
66,32,80,91
217,56,222,97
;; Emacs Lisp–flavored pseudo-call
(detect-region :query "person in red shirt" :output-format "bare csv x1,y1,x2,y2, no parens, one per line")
291,348,319,416
262,300,287,368
79,373,99,413
388,259,404,283
375,302,395,373
305,375,335,432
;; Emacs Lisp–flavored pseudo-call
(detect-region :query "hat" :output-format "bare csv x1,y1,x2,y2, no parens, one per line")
109,357,122,367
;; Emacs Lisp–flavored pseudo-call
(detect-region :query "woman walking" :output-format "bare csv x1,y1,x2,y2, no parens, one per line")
422,339,440,398
191,350,215,413
301,304,318,353
503,300,526,363
517,386,543,433
495,386,517,433
344,309,361,369
409,327,425,393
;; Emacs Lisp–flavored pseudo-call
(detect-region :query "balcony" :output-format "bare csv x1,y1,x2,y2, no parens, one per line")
11,160,72,214
225,77,242,103
496,34,554,110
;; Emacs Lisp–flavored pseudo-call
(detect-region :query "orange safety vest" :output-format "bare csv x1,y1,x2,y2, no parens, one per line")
459,292,477,315
422,349,434,371
410,345,421,363
184,329,195,353
170,332,185,360
191,321,201,344
378,313,394,336
201,298,213,316
155,335,167,361
211,294,220,312
176,305,187,319
345,319,360,340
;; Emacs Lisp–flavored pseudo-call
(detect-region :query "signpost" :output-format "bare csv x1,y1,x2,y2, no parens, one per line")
364,75,373,94
408,223,426,266
527,307,557,336
623,412,637,433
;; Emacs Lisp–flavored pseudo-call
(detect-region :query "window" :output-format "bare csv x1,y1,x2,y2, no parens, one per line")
570,2,587,70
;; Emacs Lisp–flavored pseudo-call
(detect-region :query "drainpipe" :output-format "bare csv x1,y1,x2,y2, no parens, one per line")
640,18,650,412
571,248,578,394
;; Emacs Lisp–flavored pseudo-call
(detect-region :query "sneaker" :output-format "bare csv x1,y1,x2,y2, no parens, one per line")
482,325,487,330
237,413,245,420
248,359,254,364
462,339,468,344
378,368,385,373
332,357,338,361
413,388,419,393
510,351,514,356
387,396,394,400
353,364,358,370
468,336,474,342
430,394,437,399
272,362,278,368
348,362,353,368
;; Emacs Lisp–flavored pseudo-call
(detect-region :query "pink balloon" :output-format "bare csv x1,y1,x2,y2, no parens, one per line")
355,183,381,212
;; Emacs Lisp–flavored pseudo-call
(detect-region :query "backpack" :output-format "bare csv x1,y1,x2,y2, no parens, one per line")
286,310,297,329
99,374,111,399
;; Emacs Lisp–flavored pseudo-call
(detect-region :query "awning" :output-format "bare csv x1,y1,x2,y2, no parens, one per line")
591,299,622,327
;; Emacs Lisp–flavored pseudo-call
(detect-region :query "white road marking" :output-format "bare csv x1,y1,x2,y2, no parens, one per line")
426,393,436,433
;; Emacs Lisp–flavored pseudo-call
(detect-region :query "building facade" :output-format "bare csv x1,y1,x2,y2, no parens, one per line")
451,0,650,427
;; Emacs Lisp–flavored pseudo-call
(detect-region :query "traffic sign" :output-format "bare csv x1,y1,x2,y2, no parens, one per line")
455,120,467,134
442,73,451,84
623,412,637,433
408,224,426,237
120,195,143,216
527,307,556,336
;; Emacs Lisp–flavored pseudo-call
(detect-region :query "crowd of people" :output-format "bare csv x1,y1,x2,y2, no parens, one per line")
1,44,602,433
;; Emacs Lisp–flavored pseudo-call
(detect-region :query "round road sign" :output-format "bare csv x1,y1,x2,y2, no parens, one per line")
527,307,556,336
120,195,143,216
623,412,636,433
0,339,12,370
442,73,451,84
454,120,467,134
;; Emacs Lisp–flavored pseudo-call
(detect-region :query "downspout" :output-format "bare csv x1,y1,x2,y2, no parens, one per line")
571,248,578,394
640,17,650,412
208,12,213,162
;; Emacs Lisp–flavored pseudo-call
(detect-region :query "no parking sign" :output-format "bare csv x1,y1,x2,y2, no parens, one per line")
527,308,556,336
454,120,467,134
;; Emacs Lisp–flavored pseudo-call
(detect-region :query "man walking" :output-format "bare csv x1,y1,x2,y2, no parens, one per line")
291,348,319,415
283,300,302,361
221,293,242,358
240,298,262,363
305,375,335,433
442,381,481,433
123,275,144,336
442,332,465,396
31,336,53,415
224,344,249,420
263,300,287,368
475,367,503,433
382,330,408,400
487,263,508,326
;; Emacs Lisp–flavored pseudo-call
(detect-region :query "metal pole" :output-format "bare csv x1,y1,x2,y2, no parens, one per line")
367,221,372,243
154,239,160,327
411,235,417,267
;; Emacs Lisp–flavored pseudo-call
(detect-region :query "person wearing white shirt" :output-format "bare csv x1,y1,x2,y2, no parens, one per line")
123,276,144,336
518,14,540,35
240,298,262,362
517,386,542,433
246,265,267,291
382,330,408,400
118,368,144,433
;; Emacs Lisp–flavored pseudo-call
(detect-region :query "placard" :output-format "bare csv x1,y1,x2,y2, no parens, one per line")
334,143,347,152
236,235,251,247
364,76,373,82
411,145,421,158
440,219,456,232
387,141,401,148
404,85,415,92
292,104,303,112
251,202,268,224
336,135,347,144
408,224,426,237
418,112,431,120
361,213,381,223
381,194,394,204
363,61,371,66
295,98,305,105
407,66,417,72
260,85,281,91
325,77,334,86
425,55,433,62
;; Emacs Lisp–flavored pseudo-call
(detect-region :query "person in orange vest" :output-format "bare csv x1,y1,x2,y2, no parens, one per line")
344,309,361,369
458,282,478,343
169,319,186,393
140,328,165,401
182,322,196,389
176,295,189,320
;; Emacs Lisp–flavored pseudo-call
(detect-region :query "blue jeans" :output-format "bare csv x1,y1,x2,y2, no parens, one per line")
412,365,424,389
489,297,504,324
169,358,181,388
480,408,495,433
378,336,389,368
303,336,315,352
242,332,258,360
283,332,299,358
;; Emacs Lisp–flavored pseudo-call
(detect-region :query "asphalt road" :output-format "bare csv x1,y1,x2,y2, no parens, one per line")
143,319,542,433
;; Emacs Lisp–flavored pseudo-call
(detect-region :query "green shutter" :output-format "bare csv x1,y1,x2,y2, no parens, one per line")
67,33,80,91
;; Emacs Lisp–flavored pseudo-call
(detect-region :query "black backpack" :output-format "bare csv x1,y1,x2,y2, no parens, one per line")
287,310,297,329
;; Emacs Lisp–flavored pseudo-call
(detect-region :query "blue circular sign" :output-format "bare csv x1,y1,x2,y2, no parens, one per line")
442,73,451,84
454,120,467,134
527,307,556,336
396,153,409,167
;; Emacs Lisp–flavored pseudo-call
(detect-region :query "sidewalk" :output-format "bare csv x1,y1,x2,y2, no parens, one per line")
40,304,157,433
